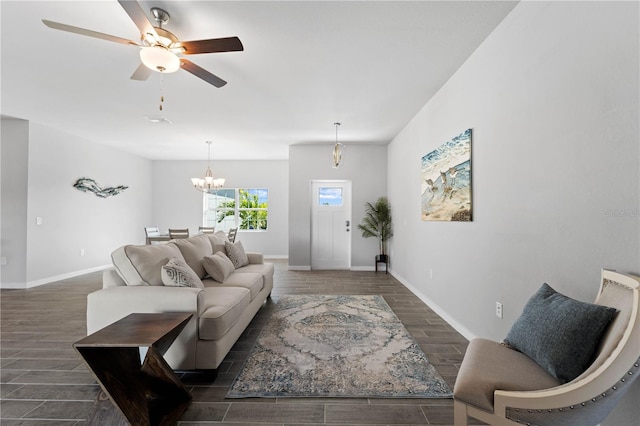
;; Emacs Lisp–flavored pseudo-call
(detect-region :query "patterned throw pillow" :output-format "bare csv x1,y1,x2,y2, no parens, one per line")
202,251,235,282
225,240,249,269
161,257,204,289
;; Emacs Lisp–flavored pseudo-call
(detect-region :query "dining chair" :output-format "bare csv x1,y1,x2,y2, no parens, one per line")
198,226,215,234
144,226,160,244
168,228,189,239
227,227,238,242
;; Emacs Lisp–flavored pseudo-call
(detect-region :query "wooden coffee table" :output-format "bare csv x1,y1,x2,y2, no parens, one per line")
74,312,193,426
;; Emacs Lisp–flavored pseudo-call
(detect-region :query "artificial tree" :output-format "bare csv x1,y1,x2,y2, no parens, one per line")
357,196,393,261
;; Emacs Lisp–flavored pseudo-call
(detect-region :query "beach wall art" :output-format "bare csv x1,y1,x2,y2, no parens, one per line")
420,129,472,221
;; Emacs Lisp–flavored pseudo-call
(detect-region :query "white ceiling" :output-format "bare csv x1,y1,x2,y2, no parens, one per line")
1,1,517,160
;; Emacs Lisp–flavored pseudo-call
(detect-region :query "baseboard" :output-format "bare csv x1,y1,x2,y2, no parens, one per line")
26,264,112,288
0,281,27,289
351,266,375,271
264,255,288,259
391,269,477,341
288,265,311,271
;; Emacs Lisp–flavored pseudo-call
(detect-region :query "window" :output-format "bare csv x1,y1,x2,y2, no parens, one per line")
204,188,268,232
318,187,343,206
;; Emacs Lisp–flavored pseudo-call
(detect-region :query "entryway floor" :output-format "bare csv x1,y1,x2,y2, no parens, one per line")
1,260,482,425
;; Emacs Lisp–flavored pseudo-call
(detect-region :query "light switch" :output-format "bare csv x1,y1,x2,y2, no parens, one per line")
36,217,43,225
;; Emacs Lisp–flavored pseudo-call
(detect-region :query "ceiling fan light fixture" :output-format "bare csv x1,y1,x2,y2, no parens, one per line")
140,45,180,73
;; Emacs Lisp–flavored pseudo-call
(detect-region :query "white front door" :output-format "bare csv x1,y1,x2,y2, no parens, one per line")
311,180,351,270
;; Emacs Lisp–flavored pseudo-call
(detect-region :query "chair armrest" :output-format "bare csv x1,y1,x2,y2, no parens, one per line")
87,286,203,334
246,252,264,264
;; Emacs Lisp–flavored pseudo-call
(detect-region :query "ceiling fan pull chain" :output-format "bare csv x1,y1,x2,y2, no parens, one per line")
159,73,164,111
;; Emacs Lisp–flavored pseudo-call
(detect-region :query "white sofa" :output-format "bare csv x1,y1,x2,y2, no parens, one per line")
87,232,274,372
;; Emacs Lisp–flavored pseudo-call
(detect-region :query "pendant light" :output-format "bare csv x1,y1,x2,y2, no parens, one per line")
332,122,345,168
191,141,225,192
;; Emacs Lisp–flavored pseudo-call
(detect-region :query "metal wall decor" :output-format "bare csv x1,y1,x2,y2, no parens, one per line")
73,178,128,198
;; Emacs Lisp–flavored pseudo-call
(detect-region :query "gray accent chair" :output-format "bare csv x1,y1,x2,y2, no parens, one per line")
453,269,640,426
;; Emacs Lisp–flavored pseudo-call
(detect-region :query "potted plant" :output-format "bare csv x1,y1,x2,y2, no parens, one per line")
357,196,393,262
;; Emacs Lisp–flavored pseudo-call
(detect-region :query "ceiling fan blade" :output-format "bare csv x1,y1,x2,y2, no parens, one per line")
117,0,158,41
180,59,227,88
178,37,244,55
130,63,152,81
42,19,139,46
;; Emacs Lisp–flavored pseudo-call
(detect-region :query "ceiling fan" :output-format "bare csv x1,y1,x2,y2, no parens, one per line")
42,0,243,88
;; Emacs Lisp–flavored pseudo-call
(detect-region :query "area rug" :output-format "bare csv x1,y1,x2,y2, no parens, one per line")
226,295,452,398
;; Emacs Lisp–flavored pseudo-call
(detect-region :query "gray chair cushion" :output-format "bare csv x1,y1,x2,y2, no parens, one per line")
454,338,560,412
504,283,617,383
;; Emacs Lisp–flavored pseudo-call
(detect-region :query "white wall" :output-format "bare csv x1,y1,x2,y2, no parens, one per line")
289,144,387,269
152,160,288,257
0,118,153,288
1,117,29,288
387,1,639,424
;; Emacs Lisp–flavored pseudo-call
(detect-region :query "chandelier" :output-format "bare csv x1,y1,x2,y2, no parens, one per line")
332,122,345,168
191,141,225,192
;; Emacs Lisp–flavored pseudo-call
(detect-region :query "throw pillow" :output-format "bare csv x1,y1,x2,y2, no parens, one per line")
225,240,249,269
202,251,235,282
161,257,204,289
504,283,617,383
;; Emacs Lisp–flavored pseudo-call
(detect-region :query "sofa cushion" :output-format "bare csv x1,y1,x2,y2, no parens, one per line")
202,251,235,283
161,257,204,289
172,234,213,279
207,233,227,255
225,240,249,268
219,272,263,300
111,243,184,286
236,262,274,277
504,283,618,383
199,286,251,340
454,338,560,412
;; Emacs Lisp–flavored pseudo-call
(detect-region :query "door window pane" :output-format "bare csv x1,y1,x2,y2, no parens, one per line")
319,187,343,206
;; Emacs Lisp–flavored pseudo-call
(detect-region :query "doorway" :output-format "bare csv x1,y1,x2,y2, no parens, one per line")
310,180,352,270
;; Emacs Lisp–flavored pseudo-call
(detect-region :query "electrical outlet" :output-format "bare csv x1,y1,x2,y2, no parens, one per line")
496,302,503,319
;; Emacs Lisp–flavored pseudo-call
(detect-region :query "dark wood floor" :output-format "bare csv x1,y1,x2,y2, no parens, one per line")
1,260,474,425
